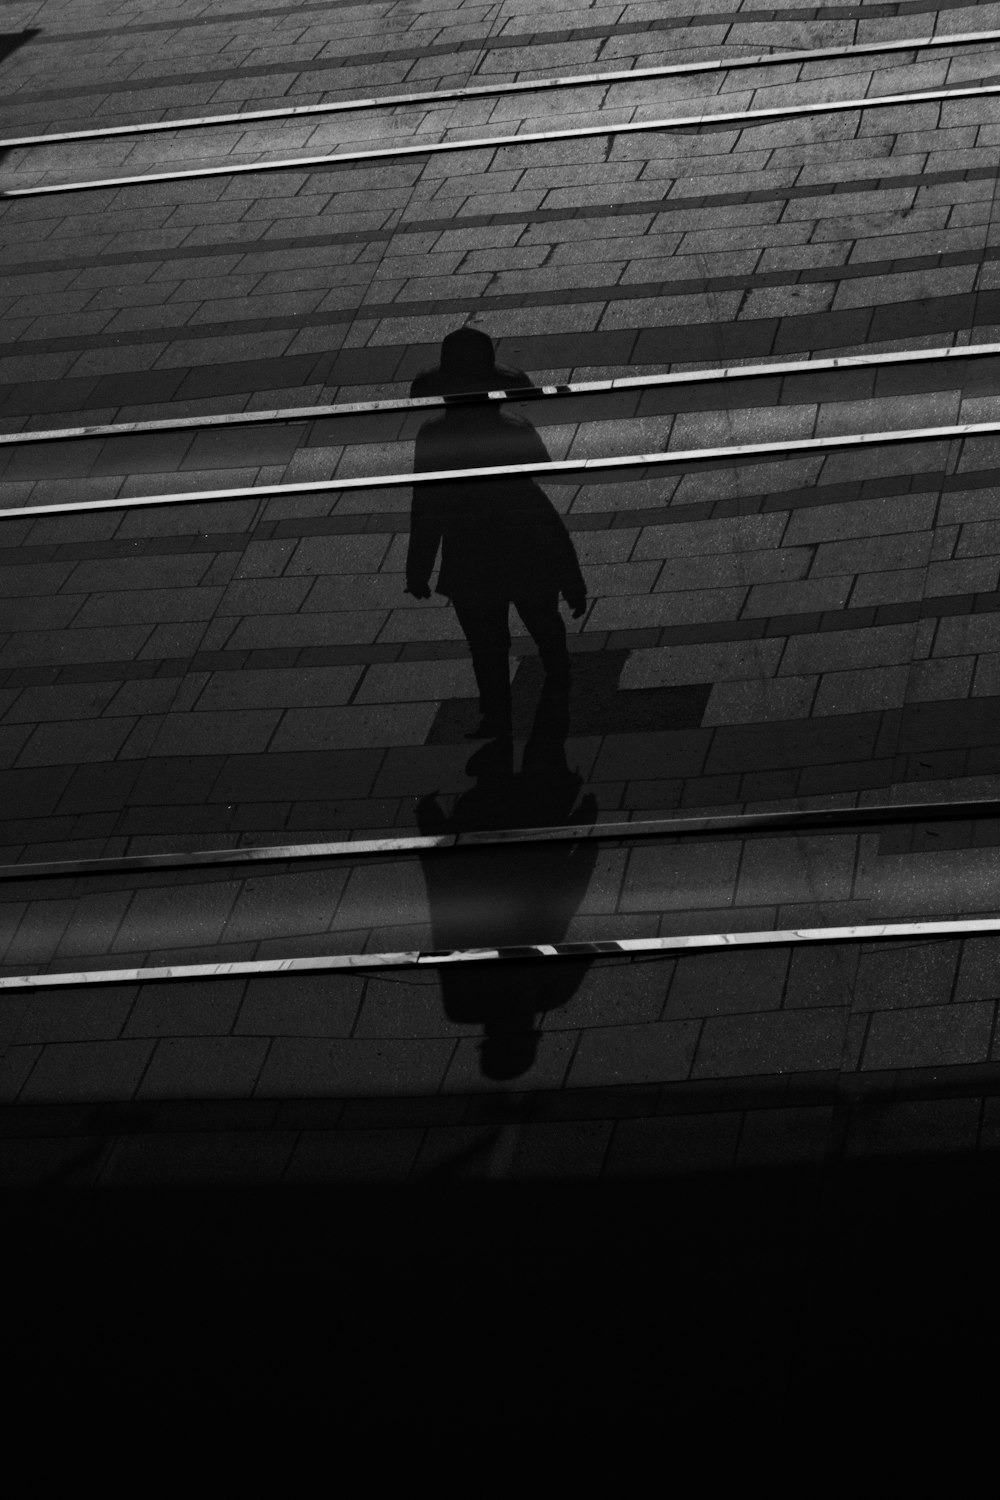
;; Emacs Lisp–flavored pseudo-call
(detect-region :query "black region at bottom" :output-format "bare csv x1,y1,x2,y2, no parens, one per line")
6,1155,999,1451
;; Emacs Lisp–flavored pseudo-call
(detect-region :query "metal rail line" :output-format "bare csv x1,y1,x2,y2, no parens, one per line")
4,343,999,447
3,80,999,199
1,29,995,149
0,798,996,885
3,418,997,520
3,918,1000,989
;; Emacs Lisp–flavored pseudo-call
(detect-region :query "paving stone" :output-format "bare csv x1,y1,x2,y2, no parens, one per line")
813,664,911,716
905,656,975,702
786,494,938,546
0,1045,42,1106
590,587,746,631
0,627,153,670
192,666,362,711
853,941,962,1012
353,974,476,1039
269,703,436,751
122,980,246,1038
953,936,1000,1002
744,577,854,617
3,682,118,725
736,835,857,905
566,1019,700,1087
71,588,222,628
620,840,741,913
222,868,350,943
812,531,933,577
136,624,210,661
52,890,135,961
12,986,137,1045
136,1036,269,1099
354,659,477,703
110,881,240,954
210,748,379,804
285,532,391,573
622,639,784,690
703,675,817,725
709,712,881,775
539,956,672,1029
780,623,916,676
664,947,791,1020
256,1036,455,1097
17,718,135,768
784,943,861,1009
849,570,928,609
226,611,389,649
125,710,280,759
590,729,707,783
693,1007,848,1079
18,1039,154,1103
862,1001,995,1070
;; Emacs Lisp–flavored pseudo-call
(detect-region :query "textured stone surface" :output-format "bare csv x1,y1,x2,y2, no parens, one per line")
1,0,999,1145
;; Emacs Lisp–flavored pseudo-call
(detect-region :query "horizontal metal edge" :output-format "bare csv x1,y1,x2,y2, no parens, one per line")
4,81,998,198
3,917,1000,988
5,343,999,448
2,31,994,149
0,798,997,884
1,420,994,520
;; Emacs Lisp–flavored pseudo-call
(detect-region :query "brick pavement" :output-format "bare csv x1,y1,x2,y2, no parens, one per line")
1,1,1000,1161
2,933,999,1182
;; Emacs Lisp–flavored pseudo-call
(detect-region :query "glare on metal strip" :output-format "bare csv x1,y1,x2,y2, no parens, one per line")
2,420,998,521
0,798,997,885
2,920,1000,989
3,82,999,198
2,31,995,148
5,343,1000,448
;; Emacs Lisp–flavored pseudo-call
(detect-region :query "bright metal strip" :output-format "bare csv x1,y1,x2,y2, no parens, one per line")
3,81,998,199
2,419,997,521
2,918,999,990
5,342,999,448
1,798,996,885
2,30,995,149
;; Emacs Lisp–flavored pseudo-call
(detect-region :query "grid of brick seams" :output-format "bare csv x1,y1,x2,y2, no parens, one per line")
2,0,1000,1145
2,937,1000,1181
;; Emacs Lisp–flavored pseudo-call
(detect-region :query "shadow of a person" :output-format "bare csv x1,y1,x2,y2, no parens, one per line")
0,33,42,182
405,339,586,740
405,328,594,1078
409,326,533,399
416,711,599,1081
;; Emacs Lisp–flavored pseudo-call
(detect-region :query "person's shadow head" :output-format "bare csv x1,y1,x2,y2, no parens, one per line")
439,327,498,393
410,325,533,400
416,732,598,1082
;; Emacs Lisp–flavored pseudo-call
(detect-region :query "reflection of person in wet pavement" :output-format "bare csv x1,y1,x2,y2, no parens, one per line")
405,331,587,740
417,735,598,1080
